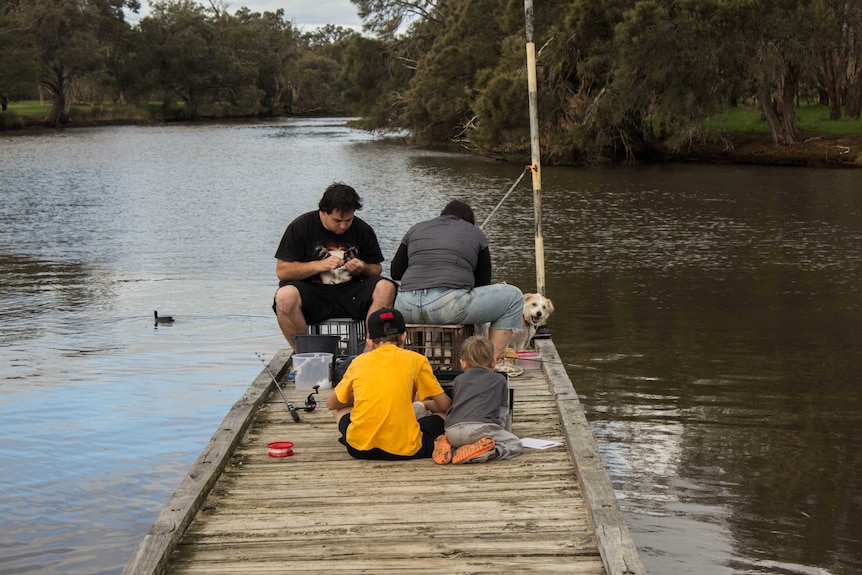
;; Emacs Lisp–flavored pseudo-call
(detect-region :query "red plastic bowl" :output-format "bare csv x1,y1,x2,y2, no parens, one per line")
268,441,295,458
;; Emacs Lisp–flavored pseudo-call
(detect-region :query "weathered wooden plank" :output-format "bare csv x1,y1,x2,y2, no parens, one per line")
125,339,644,575
121,350,292,575
536,340,646,575
166,557,606,575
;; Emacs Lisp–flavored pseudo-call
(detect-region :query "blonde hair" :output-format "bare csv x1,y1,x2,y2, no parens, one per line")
460,335,495,369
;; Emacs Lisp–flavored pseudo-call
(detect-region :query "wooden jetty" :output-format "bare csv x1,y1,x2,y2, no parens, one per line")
123,338,645,574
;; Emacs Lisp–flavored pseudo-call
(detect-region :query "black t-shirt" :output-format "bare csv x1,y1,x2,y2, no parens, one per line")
274,211,385,280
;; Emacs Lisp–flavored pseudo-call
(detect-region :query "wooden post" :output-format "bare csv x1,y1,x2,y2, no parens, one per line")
524,0,546,296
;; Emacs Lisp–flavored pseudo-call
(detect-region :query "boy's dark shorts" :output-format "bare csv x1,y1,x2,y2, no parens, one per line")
337,412,445,460
272,276,397,325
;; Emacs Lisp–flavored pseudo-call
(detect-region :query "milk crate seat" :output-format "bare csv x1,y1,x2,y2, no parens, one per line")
404,324,475,371
307,318,365,357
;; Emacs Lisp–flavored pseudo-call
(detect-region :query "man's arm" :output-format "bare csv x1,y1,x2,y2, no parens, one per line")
421,391,452,414
277,255,354,282
474,247,492,286
390,243,408,280
326,390,353,411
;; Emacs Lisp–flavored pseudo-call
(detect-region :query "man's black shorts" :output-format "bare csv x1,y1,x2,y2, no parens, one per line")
273,277,396,325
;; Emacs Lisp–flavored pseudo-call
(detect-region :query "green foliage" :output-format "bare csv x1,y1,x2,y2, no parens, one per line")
4,0,862,167
403,0,510,143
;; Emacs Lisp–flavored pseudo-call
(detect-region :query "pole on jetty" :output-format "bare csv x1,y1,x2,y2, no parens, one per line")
524,0,546,296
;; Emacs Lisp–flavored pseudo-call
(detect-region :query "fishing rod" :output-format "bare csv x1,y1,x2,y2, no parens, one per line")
255,353,307,422
480,168,529,231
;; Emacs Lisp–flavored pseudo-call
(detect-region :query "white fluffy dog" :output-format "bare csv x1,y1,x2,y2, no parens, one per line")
508,292,554,351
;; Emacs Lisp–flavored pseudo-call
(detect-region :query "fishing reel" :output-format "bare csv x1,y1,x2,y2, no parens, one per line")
255,353,320,423
297,385,319,413
286,385,319,423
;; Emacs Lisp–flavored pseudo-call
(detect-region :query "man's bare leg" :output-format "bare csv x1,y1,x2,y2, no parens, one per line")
368,278,397,315
274,285,306,350
488,328,514,362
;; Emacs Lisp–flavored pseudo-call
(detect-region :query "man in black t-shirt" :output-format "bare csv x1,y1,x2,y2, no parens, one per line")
273,182,397,350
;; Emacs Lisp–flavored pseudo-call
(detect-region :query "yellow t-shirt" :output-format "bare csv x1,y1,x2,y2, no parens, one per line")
335,343,443,456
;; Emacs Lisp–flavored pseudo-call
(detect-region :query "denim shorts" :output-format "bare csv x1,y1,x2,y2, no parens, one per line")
395,284,522,330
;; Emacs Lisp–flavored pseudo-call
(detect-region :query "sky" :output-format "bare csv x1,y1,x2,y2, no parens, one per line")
131,0,364,31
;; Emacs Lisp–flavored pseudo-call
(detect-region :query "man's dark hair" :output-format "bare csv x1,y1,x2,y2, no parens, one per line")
319,182,363,214
440,200,475,225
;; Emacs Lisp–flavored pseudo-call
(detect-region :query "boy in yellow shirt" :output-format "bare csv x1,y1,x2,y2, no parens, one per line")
326,307,451,459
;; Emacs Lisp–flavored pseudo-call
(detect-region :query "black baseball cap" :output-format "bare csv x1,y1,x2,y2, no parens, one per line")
366,307,406,339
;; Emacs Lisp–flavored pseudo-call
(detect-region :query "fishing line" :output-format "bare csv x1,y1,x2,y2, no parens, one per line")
521,355,658,381
480,168,529,231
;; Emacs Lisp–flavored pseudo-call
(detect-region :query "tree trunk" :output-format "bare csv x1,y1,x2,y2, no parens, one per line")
846,55,862,119
780,65,800,142
44,66,69,128
843,1,862,118
822,50,843,120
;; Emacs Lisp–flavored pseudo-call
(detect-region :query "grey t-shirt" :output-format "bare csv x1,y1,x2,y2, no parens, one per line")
445,367,509,428
397,215,488,291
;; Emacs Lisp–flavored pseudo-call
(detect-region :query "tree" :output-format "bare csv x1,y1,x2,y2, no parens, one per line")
403,0,507,142
4,0,139,127
339,35,390,114
351,0,440,37
233,8,298,115
0,0,42,100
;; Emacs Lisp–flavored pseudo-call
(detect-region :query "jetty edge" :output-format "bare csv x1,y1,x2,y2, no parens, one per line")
122,340,645,575
535,338,645,574
121,350,292,575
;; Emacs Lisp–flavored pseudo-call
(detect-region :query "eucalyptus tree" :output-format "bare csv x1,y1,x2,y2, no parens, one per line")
131,0,266,118
401,0,513,142
1,0,139,127
131,1,211,118
739,0,833,144
284,25,360,114
351,0,440,37
0,1,41,100
821,0,862,119
233,8,298,115
339,35,396,116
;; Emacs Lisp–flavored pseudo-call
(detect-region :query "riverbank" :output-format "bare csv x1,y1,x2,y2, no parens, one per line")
3,106,860,168
665,132,862,168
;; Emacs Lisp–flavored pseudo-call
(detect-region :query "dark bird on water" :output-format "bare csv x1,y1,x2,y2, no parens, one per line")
154,310,174,326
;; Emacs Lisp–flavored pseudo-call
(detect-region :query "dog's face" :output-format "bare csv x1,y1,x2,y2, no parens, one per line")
522,293,554,326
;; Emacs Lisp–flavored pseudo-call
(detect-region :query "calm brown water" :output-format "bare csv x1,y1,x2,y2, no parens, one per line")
1,120,861,574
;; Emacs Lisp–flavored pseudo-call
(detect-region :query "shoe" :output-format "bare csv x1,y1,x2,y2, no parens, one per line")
452,437,496,464
494,359,524,377
433,435,453,465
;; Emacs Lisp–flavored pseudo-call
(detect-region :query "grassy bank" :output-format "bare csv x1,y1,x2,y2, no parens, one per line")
706,103,862,135
0,101,167,129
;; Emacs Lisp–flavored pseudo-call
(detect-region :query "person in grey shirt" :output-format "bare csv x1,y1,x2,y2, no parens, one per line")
433,335,523,464
390,200,524,376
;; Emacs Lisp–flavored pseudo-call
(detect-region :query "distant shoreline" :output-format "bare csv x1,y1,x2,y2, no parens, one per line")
3,111,860,168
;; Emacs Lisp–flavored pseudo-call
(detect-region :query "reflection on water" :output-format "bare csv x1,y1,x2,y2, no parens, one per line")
2,120,862,574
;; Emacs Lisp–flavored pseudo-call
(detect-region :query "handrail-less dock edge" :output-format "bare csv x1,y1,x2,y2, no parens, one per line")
121,349,292,575
536,339,646,574
123,341,646,574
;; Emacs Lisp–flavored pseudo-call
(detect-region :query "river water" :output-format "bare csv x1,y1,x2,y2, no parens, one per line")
1,119,860,574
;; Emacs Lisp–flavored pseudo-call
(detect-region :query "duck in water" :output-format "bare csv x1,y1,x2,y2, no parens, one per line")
154,310,174,326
